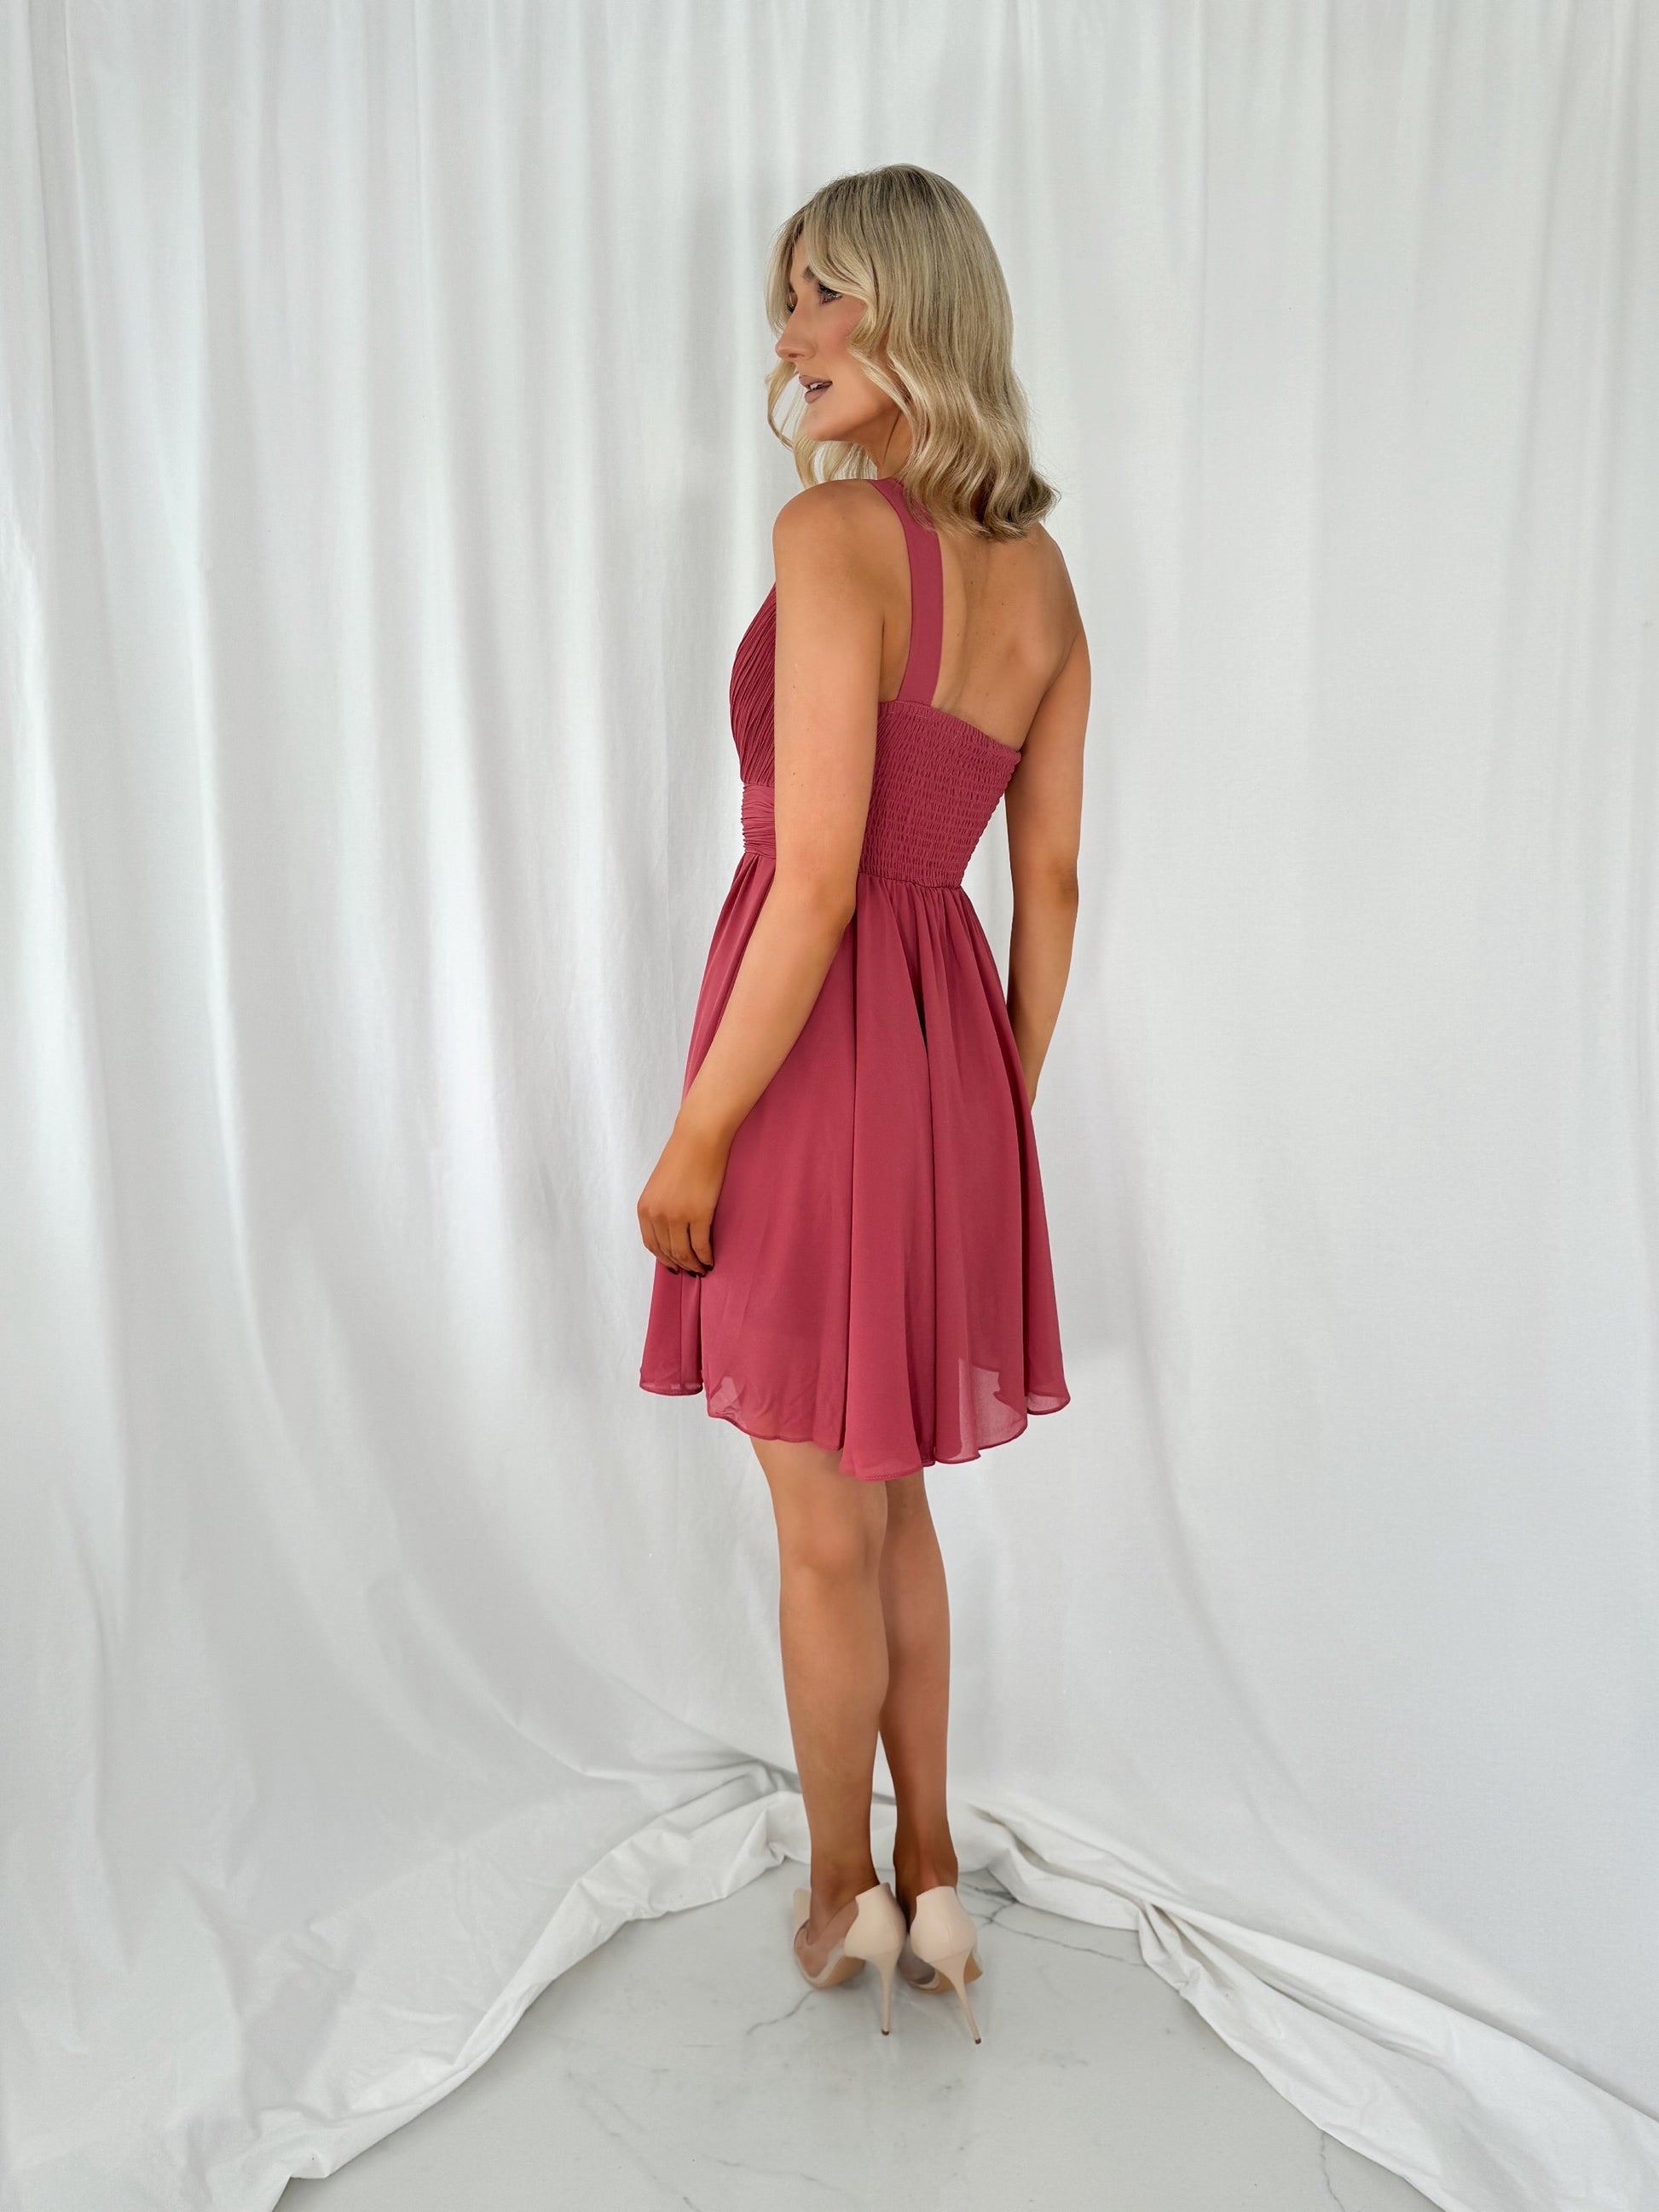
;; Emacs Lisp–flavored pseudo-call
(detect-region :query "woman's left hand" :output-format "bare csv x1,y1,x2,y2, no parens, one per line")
637,1112,730,1274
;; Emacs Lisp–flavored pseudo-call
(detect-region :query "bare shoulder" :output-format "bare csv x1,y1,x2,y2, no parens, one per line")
1023,517,1077,592
772,478,890,566
1020,518,1085,657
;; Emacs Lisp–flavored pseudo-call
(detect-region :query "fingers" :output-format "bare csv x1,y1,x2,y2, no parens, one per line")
638,1204,679,1271
638,1204,714,1275
667,1214,713,1273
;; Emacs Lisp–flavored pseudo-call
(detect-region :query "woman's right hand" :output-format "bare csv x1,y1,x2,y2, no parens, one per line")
637,1110,729,1275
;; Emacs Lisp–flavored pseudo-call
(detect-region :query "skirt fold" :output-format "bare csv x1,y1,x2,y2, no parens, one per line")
639,858,1070,1480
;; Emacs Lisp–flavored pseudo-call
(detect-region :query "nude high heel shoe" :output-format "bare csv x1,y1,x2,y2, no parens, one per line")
899,1885,984,2042
790,1880,908,2034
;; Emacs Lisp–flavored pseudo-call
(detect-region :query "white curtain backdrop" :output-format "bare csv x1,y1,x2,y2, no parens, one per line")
3,3,1656,2208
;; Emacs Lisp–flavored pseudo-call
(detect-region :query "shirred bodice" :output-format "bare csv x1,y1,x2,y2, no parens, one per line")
727,476,1023,891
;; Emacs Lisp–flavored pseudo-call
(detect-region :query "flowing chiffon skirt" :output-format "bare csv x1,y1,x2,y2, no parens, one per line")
639,844,1070,1481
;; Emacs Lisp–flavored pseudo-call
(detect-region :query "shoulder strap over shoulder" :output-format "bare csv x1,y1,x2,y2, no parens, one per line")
870,476,943,708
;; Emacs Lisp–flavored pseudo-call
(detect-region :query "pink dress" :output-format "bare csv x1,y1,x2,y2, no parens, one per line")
639,475,1070,1481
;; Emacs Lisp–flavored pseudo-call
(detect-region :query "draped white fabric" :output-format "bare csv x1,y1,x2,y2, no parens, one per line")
4,4,1656,2208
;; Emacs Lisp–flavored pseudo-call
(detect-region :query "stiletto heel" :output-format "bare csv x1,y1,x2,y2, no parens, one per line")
843,1884,906,2034
790,1880,907,2034
900,1885,985,2042
928,1945,980,2042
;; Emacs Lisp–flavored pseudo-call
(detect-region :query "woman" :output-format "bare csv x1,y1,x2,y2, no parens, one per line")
637,165,1087,2040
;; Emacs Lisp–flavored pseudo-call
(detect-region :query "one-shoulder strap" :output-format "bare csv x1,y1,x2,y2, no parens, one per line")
870,476,943,708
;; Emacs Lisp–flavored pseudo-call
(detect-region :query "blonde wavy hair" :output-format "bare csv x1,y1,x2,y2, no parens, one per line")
762,165,1058,541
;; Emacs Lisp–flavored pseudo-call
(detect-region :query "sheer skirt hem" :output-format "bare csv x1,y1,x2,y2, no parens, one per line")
639,1372,1072,1483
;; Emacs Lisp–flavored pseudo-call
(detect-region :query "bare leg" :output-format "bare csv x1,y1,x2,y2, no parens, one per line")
753,1435,890,1975
876,1472,962,1921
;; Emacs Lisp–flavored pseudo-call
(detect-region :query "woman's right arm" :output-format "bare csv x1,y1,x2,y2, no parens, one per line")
1003,612,1088,1106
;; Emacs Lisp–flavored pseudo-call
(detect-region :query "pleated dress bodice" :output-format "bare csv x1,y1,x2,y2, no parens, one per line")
728,495,1022,890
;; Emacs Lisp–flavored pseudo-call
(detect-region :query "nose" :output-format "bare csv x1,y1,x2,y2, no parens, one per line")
775,299,812,362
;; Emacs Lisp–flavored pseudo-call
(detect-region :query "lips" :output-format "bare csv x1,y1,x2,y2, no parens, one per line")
801,377,832,401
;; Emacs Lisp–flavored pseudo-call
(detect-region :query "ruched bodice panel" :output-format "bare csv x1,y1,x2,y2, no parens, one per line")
728,585,778,785
729,587,1020,888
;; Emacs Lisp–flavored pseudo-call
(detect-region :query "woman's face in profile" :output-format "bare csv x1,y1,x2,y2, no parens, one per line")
776,240,890,448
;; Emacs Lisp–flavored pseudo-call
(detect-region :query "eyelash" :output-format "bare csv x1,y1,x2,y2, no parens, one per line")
788,280,841,310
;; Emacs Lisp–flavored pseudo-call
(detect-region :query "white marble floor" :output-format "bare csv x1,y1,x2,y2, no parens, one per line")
282,1865,1439,2211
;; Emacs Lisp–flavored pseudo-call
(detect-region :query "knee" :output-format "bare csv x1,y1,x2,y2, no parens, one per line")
781,1513,886,1589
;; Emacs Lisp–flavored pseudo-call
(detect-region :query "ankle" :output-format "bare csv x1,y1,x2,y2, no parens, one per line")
808,1859,879,1915
893,1835,959,1904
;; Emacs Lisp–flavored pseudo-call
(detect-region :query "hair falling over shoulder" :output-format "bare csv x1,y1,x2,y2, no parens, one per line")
762,164,1059,542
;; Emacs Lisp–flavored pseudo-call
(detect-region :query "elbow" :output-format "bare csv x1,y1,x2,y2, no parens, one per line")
773,864,858,939
1015,860,1079,905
